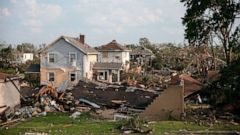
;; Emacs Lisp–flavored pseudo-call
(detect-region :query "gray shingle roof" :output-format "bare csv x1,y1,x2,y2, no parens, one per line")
93,62,122,70
41,36,99,55
130,46,153,55
26,64,40,73
63,36,98,54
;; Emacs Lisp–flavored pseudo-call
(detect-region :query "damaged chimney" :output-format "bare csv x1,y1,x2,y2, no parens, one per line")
79,34,85,44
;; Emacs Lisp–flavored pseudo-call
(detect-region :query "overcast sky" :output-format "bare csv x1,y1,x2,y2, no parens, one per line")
0,0,186,46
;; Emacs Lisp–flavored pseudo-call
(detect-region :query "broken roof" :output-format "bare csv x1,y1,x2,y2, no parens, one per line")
171,74,203,97
41,36,99,55
208,70,220,82
130,46,153,55
72,80,158,109
93,62,122,70
26,64,40,73
98,40,130,52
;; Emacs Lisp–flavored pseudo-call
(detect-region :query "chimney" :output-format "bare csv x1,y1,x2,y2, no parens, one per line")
112,40,116,43
79,34,85,44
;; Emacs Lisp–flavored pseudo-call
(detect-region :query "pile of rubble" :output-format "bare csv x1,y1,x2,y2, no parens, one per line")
183,104,240,127
0,85,97,127
71,80,158,109
1,80,159,128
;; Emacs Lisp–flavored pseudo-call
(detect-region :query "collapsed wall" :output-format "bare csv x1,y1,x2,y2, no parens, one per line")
0,80,21,108
140,85,184,121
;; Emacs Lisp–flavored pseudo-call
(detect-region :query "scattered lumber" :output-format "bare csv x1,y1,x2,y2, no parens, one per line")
79,98,100,109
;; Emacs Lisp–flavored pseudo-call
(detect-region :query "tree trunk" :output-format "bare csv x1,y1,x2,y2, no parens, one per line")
210,44,217,70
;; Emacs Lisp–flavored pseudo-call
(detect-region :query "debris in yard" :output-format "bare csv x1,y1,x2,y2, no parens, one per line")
63,124,72,128
79,98,101,109
0,118,21,127
24,133,49,135
114,113,131,121
111,100,126,104
70,111,81,119
172,130,240,135
125,87,136,92
72,80,158,109
36,86,58,98
98,109,117,119
0,106,10,122
75,106,91,112
120,116,152,134
183,103,240,126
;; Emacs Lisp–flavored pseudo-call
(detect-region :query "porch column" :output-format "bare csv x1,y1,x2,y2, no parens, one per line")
109,70,112,83
117,70,120,82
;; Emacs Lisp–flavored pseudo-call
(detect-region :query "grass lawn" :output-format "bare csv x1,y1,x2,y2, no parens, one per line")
0,112,239,135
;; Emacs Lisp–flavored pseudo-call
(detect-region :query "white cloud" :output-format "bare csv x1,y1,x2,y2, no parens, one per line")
75,0,181,34
0,8,11,17
0,0,185,45
10,0,17,4
23,19,42,33
21,0,62,33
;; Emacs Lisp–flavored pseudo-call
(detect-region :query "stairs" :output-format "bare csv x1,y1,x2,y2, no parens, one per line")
140,85,184,121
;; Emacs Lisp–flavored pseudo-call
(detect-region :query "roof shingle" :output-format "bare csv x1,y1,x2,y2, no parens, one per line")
63,36,98,54
99,40,129,51
41,35,98,55
26,64,40,73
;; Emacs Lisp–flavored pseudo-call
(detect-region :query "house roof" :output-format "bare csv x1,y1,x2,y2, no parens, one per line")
130,47,153,55
180,74,203,97
26,64,40,73
171,74,203,97
41,36,98,55
98,40,130,52
63,36,98,54
208,70,220,82
93,62,122,70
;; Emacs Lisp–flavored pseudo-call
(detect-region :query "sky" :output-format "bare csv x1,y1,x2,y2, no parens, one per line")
0,0,186,47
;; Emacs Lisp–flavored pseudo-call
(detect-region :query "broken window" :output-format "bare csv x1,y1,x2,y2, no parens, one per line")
49,53,55,63
49,72,55,82
70,72,76,82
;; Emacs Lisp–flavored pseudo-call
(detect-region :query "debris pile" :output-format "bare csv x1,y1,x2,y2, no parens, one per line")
1,79,159,128
0,85,93,127
184,105,240,126
71,80,158,109
120,116,152,134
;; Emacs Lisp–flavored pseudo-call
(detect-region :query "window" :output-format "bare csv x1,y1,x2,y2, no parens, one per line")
48,72,55,82
102,52,108,58
49,53,55,63
69,52,77,63
99,72,104,80
70,72,76,82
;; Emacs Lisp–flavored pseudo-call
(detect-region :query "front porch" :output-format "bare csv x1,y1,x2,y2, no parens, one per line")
92,62,122,83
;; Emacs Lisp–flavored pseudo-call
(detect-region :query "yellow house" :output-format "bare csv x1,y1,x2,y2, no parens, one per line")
40,35,99,90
